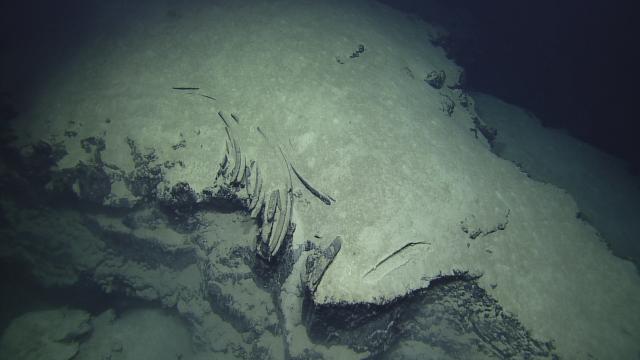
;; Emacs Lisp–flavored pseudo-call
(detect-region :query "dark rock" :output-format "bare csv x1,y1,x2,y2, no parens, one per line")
304,276,556,358
127,165,163,200
425,70,446,89
440,95,455,116
171,134,186,150
304,296,405,354
125,138,163,201
253,228,298,288
349,44,366,59
159,182,203,232
472,116,498,148
0,140,69,206
458,91,471,108
80,136,106,155
74,162,111,203
20,141,67,185
168,182,198,212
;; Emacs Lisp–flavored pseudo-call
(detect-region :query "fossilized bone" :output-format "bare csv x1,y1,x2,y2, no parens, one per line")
214,110,340,261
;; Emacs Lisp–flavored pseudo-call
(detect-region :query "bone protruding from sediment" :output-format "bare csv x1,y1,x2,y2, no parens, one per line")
266,189,280,222
291,165,333,205
269,190,292,258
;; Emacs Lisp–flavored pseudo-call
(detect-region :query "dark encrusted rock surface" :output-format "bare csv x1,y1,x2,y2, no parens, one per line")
425,70,447,89
304,277,556,359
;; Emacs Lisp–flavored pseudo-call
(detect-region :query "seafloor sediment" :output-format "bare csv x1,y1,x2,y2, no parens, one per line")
0,0,639,359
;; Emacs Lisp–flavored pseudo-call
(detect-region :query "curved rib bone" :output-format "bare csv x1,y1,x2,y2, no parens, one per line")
214,109,296,261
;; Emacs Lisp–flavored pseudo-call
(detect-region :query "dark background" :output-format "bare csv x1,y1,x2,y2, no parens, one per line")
380,0,640,171
1,0,639,170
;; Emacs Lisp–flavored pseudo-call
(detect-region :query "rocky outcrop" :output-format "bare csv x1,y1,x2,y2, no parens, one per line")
0,308,92,360
304,278,556,359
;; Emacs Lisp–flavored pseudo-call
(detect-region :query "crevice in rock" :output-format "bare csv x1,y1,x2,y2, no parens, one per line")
1,130,557,359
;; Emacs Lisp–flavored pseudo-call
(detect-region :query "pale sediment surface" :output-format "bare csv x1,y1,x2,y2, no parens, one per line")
473,92,640,268
0,1,639,359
